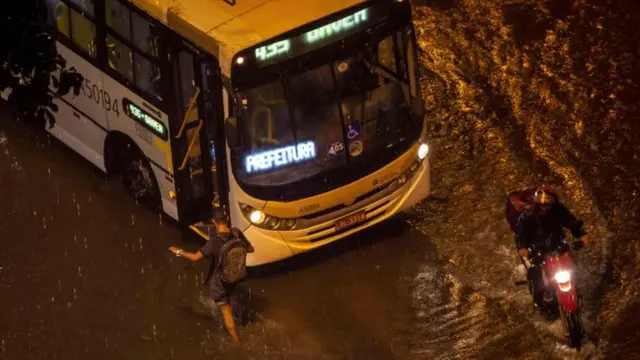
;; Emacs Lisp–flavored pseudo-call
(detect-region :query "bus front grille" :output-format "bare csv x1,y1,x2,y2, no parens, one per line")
306,200,390,243
301,185,388,220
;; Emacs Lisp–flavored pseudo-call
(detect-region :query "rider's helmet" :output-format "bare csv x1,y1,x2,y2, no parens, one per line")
533,184,557,214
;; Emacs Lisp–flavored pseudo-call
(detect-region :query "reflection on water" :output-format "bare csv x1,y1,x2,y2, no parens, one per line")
409,0,640,358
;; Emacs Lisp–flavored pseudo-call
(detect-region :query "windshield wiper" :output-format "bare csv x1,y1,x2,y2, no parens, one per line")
363,58,405,84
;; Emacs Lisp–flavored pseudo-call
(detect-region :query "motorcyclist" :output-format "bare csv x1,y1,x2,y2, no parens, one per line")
514,184,589,308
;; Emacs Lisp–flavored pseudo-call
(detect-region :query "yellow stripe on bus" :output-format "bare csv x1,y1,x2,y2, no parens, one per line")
153,137,173,175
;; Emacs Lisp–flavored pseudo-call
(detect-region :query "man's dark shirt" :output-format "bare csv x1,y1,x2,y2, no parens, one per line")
199,229,252,266
198,229,251,304
199,232,228,265
515,203,586,250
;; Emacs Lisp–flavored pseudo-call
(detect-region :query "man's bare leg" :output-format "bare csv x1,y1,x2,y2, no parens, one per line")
219,303,240,342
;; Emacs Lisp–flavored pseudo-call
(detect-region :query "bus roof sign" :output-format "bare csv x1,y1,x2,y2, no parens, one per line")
305,9,368,44
131,0,367,69
234,2,395,73
252,8,370,64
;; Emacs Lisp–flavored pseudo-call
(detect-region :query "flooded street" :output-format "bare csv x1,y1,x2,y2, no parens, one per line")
2,0,640,359
0,117,436,360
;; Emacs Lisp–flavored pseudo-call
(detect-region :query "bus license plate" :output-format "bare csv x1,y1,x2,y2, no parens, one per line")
335,211,367,232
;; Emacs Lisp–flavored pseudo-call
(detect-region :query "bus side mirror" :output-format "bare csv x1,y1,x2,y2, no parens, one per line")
225,117,241,148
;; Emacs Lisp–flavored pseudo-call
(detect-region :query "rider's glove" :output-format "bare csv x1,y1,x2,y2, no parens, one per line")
518,248,529,258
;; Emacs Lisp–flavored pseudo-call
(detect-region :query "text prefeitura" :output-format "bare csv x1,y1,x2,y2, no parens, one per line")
245,141,316,173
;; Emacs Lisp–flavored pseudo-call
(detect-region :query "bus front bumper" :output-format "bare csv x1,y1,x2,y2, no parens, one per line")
245,158,430,267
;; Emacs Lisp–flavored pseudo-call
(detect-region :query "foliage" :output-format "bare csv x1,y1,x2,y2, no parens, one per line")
0,0,83,128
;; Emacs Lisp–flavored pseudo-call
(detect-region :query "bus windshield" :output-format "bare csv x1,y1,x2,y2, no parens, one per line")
231,24,424,201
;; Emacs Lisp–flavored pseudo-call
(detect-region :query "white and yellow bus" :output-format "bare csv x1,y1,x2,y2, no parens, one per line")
35,0,431,266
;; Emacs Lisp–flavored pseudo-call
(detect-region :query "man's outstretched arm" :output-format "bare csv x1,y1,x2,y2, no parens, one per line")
169,247,205,262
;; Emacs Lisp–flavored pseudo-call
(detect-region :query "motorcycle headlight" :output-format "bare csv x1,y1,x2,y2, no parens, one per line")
554,271,571,284
240,203,296,231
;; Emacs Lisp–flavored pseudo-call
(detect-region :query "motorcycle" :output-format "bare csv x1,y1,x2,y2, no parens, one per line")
515,237,585,350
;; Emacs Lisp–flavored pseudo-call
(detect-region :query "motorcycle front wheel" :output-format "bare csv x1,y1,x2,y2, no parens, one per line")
559,309,584,350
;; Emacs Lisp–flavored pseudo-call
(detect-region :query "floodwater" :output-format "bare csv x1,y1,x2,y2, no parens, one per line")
1,0,639,359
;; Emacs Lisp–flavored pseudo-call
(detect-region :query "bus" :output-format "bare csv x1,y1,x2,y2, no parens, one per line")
35,0,431,266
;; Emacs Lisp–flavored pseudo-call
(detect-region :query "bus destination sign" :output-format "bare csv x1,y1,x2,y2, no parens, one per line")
245,140,316,174
123,98,168,141
249,7,376,65
305,8,368,44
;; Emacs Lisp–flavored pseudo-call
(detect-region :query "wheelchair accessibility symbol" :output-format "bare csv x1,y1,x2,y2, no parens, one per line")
345,122,360,140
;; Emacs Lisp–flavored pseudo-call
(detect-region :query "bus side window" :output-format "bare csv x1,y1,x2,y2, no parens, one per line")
105,0,133,80
178,51,199,122
104,0,162,100
131,12,160,58
70,8,97,58
105,0,131,39
134,55,162,100
68,0,95,18
44,0,96,58
131,12,162,99
403,28,424,115
404,31,418,99
44,0,70,37
395,31,407,80
106,34,134,81
377,36,397,75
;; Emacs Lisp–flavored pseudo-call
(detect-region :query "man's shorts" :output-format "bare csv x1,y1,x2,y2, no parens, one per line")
209,276,237,306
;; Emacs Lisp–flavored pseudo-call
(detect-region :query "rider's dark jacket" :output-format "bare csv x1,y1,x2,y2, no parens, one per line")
515,203,587,250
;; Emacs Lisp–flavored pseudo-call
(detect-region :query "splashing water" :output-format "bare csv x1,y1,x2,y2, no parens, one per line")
400,0,639,357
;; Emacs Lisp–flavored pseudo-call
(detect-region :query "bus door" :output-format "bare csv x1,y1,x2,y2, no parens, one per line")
170,41,223,225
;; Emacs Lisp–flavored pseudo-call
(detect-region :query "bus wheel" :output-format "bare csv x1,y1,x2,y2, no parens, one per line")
122,147,161,210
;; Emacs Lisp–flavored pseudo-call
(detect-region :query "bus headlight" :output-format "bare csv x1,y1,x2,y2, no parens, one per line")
249,209,265,224
397,174,407,185
396,159,422,186
240,204,296,231
418,143,429,160
282,218,296,229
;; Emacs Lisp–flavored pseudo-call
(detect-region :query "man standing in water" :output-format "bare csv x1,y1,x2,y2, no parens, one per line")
169,209,254,342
